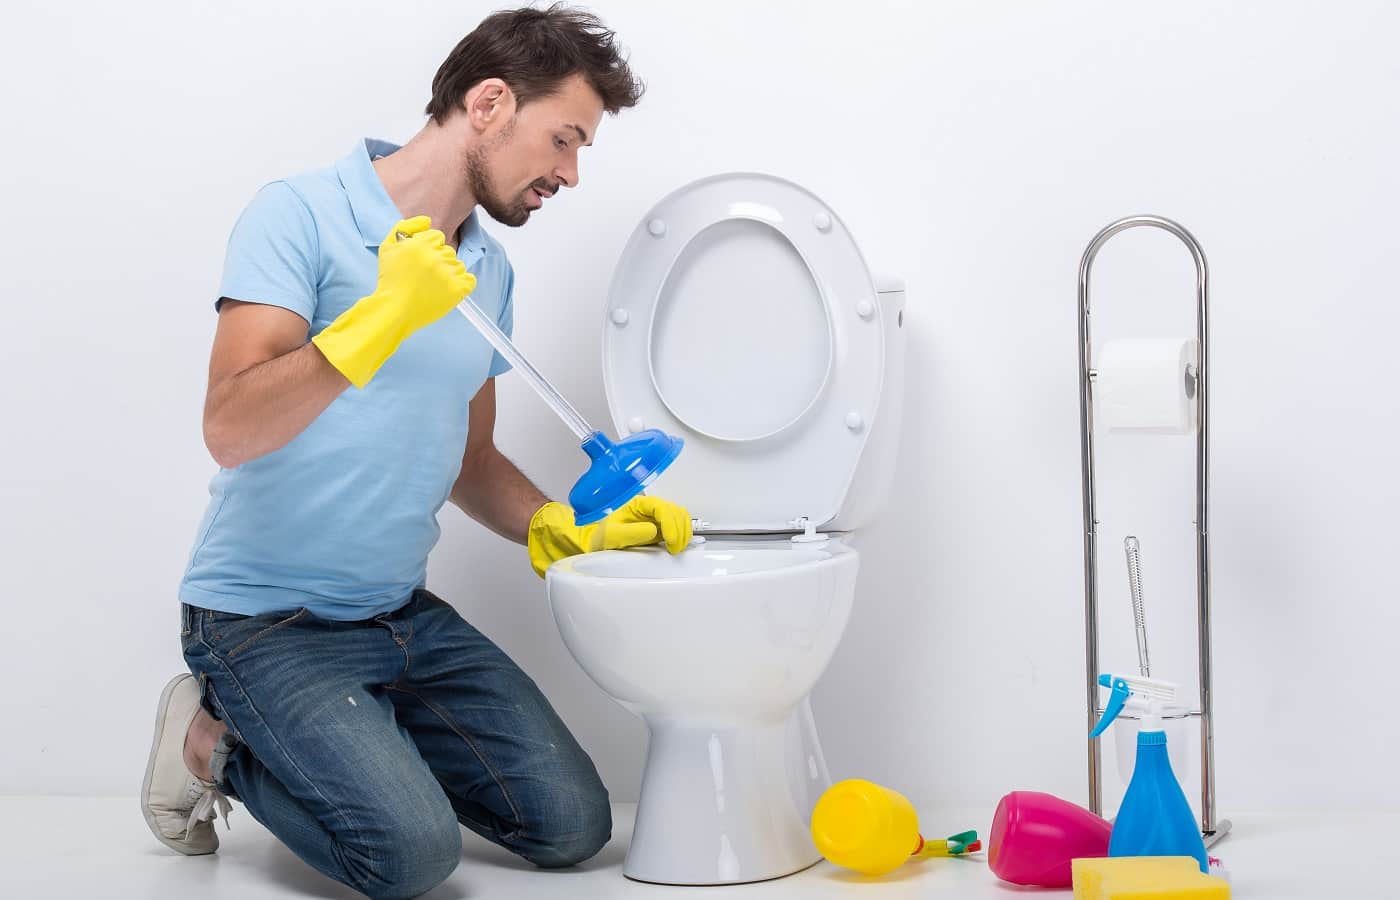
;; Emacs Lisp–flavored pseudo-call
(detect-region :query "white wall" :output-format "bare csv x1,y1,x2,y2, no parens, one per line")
3,0,1397,819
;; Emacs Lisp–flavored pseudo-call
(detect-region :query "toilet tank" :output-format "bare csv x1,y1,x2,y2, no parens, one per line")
824,275,907,533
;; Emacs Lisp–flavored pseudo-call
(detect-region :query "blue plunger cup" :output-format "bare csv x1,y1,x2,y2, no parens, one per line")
569,429,684,525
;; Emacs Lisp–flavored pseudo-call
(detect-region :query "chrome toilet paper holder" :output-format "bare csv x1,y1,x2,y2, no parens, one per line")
1076,215,1231,848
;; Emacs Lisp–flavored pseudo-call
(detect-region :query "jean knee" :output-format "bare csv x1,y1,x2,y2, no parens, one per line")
354,802,462,900
528,774,612,868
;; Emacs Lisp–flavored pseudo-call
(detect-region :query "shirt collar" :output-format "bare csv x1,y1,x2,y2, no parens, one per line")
336,138,489,258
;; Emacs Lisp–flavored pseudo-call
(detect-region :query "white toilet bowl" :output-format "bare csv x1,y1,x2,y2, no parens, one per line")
548,539,858,884
547,172,906,885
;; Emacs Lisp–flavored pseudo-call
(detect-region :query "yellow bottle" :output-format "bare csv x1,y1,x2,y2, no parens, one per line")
810,779,979,876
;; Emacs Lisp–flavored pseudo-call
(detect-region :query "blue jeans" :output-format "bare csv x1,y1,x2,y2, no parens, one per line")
180,589,611,899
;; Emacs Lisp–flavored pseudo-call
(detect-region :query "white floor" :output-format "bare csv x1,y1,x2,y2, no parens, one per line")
0,797,1393,898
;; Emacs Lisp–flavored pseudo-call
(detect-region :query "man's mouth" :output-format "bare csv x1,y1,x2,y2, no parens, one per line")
527,184,556,209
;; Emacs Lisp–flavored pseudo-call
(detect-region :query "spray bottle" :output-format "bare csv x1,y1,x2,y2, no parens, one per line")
1090,673,1208,873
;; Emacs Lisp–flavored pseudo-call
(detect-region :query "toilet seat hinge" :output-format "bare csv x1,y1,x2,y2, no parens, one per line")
788,516,828,545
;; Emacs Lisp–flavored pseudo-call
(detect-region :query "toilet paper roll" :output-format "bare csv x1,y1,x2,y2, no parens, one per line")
1094,338,1199,434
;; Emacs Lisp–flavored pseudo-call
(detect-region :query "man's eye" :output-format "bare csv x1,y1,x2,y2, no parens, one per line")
554,137,567,149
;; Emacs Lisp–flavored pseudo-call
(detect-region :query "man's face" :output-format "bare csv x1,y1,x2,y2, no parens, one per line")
467,73,605,227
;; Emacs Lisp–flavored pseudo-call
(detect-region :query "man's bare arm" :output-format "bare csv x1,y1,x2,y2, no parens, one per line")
449,379,549,543
202,299,349,469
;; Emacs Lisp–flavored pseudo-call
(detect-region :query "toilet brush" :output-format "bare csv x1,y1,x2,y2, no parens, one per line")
1124,536,1150,678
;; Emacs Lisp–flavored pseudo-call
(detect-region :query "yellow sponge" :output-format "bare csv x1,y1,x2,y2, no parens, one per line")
1072,857,1230,899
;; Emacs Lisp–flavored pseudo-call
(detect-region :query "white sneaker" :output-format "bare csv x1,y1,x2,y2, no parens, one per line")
140,674,232,855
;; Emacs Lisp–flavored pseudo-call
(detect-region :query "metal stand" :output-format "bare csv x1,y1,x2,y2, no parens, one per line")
1077,216,1231,848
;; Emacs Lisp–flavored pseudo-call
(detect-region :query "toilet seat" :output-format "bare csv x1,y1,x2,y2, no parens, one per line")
603,173,885,534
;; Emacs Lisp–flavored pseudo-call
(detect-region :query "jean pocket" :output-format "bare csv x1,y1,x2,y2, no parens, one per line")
206,607,311,659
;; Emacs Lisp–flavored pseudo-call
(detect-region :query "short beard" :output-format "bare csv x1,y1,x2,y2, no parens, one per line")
465,121,533,228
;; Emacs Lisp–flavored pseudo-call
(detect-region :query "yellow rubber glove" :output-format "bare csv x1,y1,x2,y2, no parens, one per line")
311,216,476,388
527,495,693,578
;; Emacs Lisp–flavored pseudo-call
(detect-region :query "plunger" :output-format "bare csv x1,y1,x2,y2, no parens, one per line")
405,231,685,525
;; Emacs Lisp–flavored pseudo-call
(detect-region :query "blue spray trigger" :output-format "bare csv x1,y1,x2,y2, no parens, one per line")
1090,674,1131,738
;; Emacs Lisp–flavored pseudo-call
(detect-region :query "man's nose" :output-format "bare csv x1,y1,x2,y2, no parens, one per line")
554,157,579,189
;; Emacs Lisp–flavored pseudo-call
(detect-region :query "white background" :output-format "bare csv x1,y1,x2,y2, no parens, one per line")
2,0,1397,820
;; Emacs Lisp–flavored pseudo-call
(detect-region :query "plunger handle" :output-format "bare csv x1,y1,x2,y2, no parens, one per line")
396,230,596,441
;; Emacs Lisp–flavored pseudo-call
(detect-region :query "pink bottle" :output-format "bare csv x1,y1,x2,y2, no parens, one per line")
986,791,1113,888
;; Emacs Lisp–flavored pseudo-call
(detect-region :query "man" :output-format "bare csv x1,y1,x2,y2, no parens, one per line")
139,6,692,898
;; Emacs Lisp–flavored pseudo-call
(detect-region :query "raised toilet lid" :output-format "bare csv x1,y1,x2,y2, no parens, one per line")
602,173,885,533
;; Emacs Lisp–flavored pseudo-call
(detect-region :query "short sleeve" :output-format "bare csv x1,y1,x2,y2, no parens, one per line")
217,181,319,323
487,261,515,377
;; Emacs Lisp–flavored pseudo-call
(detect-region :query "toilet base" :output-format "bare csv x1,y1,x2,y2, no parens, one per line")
623,699,832,885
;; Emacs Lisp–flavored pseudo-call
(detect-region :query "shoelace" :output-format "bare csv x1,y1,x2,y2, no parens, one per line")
182,778,233,839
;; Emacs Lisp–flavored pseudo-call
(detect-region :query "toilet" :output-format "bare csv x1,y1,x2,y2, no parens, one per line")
546,172,906,885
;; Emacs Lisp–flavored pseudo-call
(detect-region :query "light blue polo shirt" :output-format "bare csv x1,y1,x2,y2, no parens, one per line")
180,138,515,621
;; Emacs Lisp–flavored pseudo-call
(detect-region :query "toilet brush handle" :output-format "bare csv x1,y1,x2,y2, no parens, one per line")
1124,536,1150,678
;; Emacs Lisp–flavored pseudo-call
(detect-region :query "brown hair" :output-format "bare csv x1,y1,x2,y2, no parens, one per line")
426,3,644,123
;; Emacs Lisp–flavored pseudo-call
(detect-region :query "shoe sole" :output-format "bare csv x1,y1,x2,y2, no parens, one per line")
140,673,214,856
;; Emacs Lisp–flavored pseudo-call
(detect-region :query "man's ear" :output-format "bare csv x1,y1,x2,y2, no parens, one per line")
463,78,515,133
